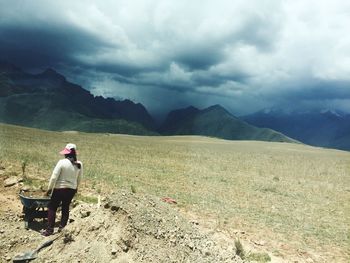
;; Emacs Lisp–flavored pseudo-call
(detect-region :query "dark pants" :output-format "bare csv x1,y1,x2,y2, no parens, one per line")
47,188,76,232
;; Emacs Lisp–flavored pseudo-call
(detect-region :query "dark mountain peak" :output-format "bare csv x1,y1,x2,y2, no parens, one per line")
165,106,199,116
159,104,294,143
207,104,225,110
43,68,57,74
320,109,345,118
0,61,23,73
120,99,139,106
186,106,199,111
203,104,233,117
158,106,200,133
118,99,147,110
39,68,66,81
179,105,199,113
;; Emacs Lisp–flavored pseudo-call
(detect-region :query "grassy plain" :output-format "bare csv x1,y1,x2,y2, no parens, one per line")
0,123,349,262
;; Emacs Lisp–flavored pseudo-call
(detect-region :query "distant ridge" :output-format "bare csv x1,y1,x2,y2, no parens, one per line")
243,108,350,151
159,105,297,143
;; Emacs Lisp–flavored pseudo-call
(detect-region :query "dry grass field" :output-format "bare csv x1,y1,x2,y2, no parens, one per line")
0,123,349,262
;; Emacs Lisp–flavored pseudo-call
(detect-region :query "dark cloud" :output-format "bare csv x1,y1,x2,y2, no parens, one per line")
1,0,350,115
0,24,109,70
193,71,251,87
299,80,350,100
264,78,350,101
174,46,224,71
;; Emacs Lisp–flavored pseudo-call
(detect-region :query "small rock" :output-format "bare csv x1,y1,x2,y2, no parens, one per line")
111,247,118,255
188,242,195,250
5,256,11,261
4,176,18,187
233,229,245,234
63,233,74,244
72,200,80,208
205,241,214,248
21,186,30,192
80,210,91,218
253,240,266,246
161,197,177,204
110,205,120,212
88,224,101,232
190,220,199,225
0,229,4,234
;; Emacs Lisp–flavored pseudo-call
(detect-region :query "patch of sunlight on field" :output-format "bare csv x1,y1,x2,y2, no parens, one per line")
0,123,349,261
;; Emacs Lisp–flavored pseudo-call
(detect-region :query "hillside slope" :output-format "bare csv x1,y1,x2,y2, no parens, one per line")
159,105,297,143
0,62,156,135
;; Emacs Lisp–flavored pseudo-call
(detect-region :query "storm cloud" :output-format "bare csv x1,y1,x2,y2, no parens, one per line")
1,0,350,117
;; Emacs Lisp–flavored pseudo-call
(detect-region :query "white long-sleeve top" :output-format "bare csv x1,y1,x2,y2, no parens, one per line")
48,158,83,190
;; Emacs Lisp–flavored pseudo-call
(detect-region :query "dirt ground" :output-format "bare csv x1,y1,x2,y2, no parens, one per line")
0,171,324,263
0,175,246,263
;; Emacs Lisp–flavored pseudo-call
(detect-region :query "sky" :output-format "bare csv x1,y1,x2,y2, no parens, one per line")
1,0,350,119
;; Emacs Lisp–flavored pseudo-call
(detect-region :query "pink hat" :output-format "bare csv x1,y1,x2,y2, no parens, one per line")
59,143,77,155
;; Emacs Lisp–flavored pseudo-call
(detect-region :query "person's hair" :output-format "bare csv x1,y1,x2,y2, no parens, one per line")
65,149,81,169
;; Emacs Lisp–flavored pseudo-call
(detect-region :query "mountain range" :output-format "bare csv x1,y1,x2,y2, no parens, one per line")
243,108,350,151
0,62,297,144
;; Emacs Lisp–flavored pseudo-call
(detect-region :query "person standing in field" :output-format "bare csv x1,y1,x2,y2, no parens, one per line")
42,143,83,236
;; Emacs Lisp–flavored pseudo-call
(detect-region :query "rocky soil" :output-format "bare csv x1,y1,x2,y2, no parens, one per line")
37,192,244,263
0,169,245,262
